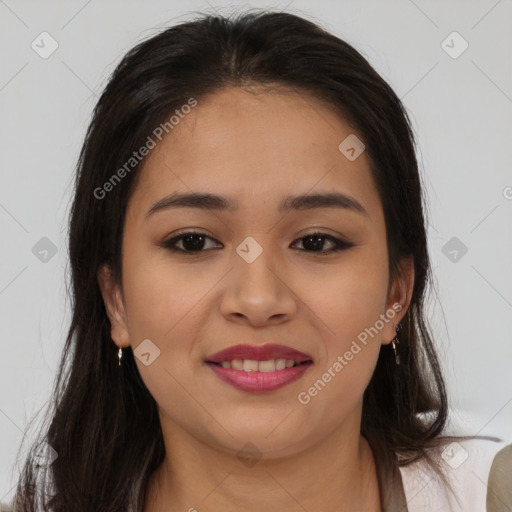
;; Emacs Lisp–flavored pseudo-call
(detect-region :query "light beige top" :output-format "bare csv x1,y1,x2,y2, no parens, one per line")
399,437,512,511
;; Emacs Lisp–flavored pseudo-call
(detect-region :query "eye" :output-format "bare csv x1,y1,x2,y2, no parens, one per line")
161,231,221,253
160,230,354,255
290,231,354,254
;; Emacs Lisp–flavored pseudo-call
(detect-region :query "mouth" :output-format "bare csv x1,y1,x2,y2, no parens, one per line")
206,359,310,371
205,343,314,392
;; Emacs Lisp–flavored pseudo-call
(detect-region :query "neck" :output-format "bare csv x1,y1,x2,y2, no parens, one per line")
144,404,381,512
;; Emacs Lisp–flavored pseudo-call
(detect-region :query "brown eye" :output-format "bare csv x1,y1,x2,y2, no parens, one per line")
161,231,220,253
291,232,354,254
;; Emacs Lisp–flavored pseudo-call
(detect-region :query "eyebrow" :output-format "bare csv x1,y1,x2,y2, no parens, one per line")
145,191,369,219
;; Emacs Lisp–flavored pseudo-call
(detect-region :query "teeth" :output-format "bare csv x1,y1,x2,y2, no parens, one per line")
275,358,286,370
258,359,276,372
218,359,300,371
231,359,244,370
243,359,259,372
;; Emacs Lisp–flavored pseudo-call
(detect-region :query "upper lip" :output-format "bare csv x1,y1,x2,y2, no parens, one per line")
205,343,313,363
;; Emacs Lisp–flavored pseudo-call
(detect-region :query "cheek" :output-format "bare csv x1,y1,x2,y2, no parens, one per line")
122,251,213,340
121,255,209,412
304,248,389,336
299,248,388,392
121,251,225,389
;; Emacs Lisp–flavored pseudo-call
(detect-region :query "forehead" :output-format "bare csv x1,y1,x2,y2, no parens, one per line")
126,86,382,223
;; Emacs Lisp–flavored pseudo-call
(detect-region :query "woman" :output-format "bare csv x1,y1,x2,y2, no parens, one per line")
10,9,510,512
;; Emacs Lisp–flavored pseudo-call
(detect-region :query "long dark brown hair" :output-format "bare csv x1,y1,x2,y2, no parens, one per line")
12,8,460,511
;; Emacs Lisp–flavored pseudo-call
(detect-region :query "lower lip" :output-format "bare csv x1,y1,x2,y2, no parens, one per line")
205,362,313,392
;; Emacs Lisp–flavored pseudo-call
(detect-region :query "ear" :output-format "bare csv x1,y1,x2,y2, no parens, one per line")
97,264,131,348
382,255,414,345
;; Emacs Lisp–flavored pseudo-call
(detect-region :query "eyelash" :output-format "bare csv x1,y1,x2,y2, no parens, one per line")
160,230,354,255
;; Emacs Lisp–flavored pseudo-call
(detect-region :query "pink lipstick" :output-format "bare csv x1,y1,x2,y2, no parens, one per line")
205,343,313,392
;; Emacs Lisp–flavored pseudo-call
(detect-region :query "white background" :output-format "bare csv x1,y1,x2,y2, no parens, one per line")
1,0,511,504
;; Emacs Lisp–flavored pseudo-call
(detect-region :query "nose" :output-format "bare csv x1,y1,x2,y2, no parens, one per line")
218,241,298,326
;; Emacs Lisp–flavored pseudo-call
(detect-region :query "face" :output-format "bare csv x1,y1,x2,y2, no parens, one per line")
99,86,413,459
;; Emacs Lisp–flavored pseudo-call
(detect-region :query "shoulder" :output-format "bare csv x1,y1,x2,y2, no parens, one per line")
399,437,512,512
487,442,512,511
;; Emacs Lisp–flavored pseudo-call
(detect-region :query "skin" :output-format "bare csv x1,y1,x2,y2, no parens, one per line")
98,86,414,512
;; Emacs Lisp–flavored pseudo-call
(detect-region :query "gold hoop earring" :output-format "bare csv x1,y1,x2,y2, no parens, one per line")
118,347,123,367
